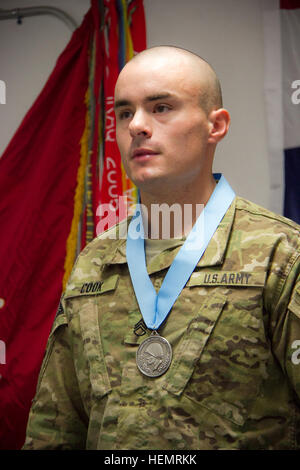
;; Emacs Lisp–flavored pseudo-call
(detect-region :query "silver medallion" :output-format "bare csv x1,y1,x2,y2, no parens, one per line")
136,332,172,377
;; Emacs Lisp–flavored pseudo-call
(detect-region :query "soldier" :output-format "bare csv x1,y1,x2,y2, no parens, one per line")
23,46,300,450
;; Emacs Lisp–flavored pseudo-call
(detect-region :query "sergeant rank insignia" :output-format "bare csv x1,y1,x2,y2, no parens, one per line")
134,319,148,336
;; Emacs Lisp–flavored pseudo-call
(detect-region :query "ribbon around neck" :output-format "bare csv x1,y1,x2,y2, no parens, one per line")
126,174,235,331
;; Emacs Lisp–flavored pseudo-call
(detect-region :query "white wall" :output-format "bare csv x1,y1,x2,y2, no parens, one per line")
0,0,274,209
0,0,90,153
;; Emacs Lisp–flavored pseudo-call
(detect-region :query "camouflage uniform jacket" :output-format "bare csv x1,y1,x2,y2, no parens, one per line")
23,197,300,450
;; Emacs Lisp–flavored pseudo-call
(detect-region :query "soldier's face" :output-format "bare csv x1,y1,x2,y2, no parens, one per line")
114,54,211,195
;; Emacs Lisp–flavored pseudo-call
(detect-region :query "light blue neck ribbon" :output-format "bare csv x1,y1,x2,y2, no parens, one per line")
126,174,235,331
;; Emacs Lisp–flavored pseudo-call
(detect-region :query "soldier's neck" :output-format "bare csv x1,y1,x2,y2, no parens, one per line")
139,175,216,239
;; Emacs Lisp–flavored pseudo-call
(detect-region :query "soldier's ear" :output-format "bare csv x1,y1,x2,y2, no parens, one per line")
207,108,230,144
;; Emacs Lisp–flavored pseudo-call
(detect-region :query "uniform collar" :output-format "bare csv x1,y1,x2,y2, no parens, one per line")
100,197,236,274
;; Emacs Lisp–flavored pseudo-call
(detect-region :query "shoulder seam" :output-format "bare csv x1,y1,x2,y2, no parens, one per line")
96,216,130,241
274,250,300,309
235,198,300,232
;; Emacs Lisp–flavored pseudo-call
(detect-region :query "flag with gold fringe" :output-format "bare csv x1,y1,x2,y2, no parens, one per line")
0,0,146,449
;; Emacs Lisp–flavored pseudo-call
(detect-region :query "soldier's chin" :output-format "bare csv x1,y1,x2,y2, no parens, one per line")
132,174,171,195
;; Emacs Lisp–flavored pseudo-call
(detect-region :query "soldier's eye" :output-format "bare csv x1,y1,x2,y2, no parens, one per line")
154,104,171,114
119,110,133,120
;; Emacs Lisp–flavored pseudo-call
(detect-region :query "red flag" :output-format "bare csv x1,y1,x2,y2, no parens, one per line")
0,8,94,450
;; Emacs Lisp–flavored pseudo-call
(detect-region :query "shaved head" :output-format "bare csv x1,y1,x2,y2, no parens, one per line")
121,45,223,114
114,44,230,203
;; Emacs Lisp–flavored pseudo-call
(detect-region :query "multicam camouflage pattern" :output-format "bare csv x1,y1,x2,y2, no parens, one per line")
23,197,300,450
